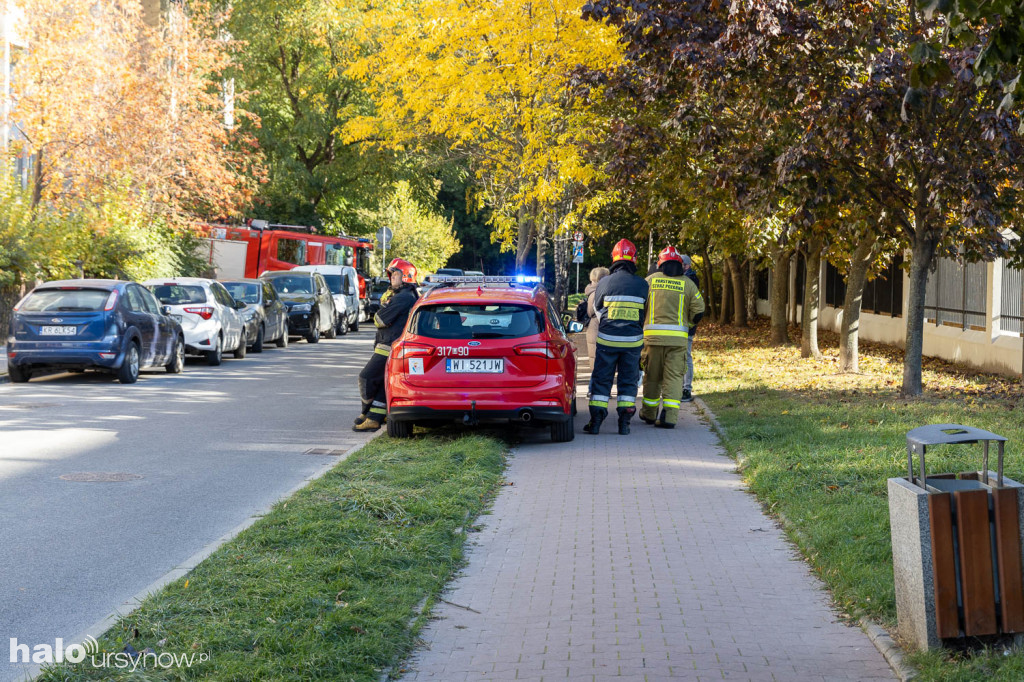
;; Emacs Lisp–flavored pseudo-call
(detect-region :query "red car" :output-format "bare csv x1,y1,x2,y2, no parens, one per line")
385,277,579,442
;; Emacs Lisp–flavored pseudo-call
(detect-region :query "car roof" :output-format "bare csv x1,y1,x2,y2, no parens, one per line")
220,278,262,284
418,284,546,307
36,279,123,290
262,270,314,278
292,265,352,273
143,277,214,286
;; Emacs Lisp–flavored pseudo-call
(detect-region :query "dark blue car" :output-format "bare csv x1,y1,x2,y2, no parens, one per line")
7,279,185,384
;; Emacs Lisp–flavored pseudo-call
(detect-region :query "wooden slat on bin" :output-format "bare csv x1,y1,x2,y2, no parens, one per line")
992,487,1024,633
929,492,960,638
956,489,998,636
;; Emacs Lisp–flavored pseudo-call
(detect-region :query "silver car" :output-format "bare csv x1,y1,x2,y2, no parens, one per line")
144,277,247,365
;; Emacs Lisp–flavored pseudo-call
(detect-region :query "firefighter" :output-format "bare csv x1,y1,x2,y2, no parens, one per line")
584,239,649,436
353,258,419,432
639,246,705,429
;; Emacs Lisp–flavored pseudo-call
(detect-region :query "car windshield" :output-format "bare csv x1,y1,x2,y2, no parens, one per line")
222,282,260,304
322,275,343,295
268,276,313,294
20,288,110,312
412,304,543,339
150,284,207,305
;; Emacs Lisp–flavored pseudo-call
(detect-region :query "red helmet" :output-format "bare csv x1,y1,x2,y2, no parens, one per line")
611,239,637,263
657,246,684,267
387,258,418,284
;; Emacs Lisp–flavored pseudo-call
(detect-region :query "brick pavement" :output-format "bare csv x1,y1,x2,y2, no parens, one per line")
401,397,896,681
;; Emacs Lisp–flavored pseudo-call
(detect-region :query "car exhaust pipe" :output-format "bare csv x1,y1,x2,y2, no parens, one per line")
463,400,479,426
518,408,533,423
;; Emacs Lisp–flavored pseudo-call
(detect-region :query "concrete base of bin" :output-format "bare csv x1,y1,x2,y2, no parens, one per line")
889,473,1024,651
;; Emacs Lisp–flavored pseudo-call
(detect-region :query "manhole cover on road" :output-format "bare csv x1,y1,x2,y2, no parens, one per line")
59,472,144,482
303,448,348,456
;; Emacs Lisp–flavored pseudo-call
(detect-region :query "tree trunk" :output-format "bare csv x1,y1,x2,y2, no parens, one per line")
770,247,792,344
800,238,823,359
702,246,717,322
789,248,800,327
515,206,534,271
535,218,546,281
719,257,733,324
839,241,875,373
553,226,569,313
728,254,747,327
902,228,939,397
746,259,758,321
31,148,44,209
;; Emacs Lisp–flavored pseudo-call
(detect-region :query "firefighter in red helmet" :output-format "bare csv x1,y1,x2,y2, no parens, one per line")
354,258,419,432
584,239,649,435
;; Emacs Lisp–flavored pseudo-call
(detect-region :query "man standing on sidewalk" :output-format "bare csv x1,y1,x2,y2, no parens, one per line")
584,239,649,436
639,247,704,428
354,258,419,432
681,254,701,403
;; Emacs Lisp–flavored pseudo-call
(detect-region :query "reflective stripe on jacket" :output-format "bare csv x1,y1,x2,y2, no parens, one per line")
643,273,705,346
594,268,649,348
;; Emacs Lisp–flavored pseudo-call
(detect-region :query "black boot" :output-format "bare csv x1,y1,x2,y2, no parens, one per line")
617,407,635,435
583,407,607,435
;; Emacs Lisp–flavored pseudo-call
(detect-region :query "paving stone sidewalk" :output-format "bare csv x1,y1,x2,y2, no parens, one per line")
401,399,896,681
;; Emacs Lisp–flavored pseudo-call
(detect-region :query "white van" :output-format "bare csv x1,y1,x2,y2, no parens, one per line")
291,265,360,334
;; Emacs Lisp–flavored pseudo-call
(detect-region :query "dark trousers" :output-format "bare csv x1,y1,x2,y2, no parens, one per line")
588,344,641,414
358,353,388,419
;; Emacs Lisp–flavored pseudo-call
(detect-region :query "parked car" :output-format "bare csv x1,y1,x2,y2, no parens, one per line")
292,264,360,334
144,277,247,366
367,277,390,319
385,276,582,442
221,278,289,352
464,270,485,277
435,268,465,277
7,279,185,384
261,270,337,343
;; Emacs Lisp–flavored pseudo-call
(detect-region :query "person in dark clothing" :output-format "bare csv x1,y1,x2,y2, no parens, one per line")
354,258,420,432
584,239,649,436
680,255,700,402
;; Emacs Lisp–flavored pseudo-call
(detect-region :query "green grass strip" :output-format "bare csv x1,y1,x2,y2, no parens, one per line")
40,433,507,681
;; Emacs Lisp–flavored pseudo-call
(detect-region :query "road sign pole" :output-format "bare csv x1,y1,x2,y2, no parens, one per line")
576,261,580,294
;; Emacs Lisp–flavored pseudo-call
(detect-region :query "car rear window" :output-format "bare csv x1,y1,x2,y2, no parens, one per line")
411,304,543,339
20,288,110,312
222,282,260,304
322,275,343,295
150,284,207,305
267,275,313,294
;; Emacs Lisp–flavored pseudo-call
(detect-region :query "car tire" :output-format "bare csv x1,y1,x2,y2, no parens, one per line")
234,333,247,359
7,364,30,383
276,329,288,348
350,317,359,332
336,318,348,336
306,316,320,344
551,418,574,443
206,334,223,366
387,418,413,439
324,316,337,339
165,336,185,374
118,342,141,384
252,325,265,353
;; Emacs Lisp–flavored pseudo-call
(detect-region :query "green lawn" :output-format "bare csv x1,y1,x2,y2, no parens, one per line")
40,433,507,681
697,320,1024,681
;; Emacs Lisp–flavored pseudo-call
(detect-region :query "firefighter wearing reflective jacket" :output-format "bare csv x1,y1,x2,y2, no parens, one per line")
584,239,649,436
639,246,705,429
353,258,420,432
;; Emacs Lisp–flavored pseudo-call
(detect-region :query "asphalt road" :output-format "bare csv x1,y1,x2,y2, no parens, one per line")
0,330,376,681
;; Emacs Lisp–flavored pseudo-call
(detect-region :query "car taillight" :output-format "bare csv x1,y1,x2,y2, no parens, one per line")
398,342,435,358
514,342,565,359
184,306,214,320
104,290,119,311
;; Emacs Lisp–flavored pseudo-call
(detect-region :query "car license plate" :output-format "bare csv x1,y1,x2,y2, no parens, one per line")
40,326,77,335
446,358,503,373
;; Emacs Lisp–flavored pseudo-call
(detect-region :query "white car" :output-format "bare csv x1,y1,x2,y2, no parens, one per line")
292,265,360,334
144,277,247,365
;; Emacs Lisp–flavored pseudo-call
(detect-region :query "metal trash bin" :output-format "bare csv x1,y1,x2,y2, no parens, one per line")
889,424,1024,650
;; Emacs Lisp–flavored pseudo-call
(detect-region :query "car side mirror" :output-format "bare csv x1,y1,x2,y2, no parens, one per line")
160,305,172,316
567,321,584,334
233,299,247,310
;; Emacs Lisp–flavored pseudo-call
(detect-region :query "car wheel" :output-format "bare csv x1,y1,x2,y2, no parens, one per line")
206,334,223,366
387,418,413,439
551,418,574,443
324,315,337,339
276,329,289,348
234,333,247,359
252,325,265,353
336,317,348,336
306,316,320,343
118,342,141,384
350,317,359,332
165,336,185,374
7,364,30,383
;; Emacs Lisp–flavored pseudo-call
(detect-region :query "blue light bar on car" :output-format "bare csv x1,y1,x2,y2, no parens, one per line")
515,275,541,283
425,275,514,283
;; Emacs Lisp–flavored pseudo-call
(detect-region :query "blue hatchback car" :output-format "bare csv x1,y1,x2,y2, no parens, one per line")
6,279,185,384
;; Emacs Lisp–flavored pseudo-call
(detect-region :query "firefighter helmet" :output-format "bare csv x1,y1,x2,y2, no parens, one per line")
611,239,637,263
387,258,418,284
657,246,684,267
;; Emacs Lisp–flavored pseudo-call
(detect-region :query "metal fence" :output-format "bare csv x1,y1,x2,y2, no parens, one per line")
823,257,903,316
1002,262,1023,336
924,257,987,331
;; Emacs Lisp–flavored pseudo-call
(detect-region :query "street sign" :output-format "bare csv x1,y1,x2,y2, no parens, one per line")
572,242,584,264
375,226,393,249
573,231,584,242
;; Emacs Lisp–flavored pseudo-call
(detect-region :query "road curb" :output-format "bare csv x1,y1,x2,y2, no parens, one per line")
17,429,384,682
692,396,914,681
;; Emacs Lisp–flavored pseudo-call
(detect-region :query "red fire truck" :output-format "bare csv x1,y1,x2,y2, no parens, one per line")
196,221,375,316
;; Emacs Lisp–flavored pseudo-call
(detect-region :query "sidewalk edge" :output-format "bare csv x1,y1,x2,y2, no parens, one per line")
19,430,383,682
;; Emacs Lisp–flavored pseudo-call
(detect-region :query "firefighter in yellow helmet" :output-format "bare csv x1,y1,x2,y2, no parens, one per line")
638,246,705,429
